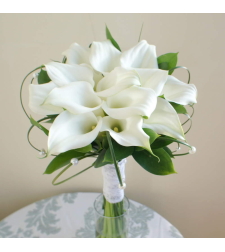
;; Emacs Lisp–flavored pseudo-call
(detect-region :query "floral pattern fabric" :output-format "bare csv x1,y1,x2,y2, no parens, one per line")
0,192,183,238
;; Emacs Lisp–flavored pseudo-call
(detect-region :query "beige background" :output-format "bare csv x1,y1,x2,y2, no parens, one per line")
0,13,224,238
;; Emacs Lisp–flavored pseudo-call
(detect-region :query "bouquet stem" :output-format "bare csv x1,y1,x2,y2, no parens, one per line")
95,195,128,238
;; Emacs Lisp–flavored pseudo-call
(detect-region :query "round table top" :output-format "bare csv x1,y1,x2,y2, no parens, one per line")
0,192,183,238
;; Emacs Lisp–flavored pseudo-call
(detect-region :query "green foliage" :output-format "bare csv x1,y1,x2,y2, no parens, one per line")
37,69,51,84
143,128,159,144
106,25,121,51
30,116,49,136
75,145,92,153
103,139,134,163
92,139,102,151
170,102,187,114
44,150,85,174
163,146,174,158
157,53,178,75
132,148,176,175
152,135,190,150
151,136,175,149
44,114,59,123
94,149,110,168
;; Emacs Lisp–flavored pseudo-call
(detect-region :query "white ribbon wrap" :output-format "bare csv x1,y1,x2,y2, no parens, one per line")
102,159,126,203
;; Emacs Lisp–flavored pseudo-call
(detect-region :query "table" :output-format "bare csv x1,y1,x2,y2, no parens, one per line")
0,192,183,238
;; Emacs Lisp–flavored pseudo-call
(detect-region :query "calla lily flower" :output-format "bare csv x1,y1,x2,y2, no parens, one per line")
89,40,121,74
44,82,102,115
102,86,157,119
89,40,158,74
62,43,103,85
45,62,94,87
143,97,185,140
162,76,197,105
62,43,90,65
29,82,64,115
101,116,151,151
120,40,158,69
96,67,140,97
134,68,168,96
47,111,102,155
87,39,197,106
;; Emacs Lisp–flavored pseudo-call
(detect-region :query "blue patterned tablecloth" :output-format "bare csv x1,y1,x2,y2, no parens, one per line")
0,192,183,238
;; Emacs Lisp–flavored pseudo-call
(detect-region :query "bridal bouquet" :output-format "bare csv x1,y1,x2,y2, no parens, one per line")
20,26,197,238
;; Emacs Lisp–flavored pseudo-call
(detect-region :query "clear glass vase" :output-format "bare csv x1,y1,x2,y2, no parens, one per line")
94,194,130,238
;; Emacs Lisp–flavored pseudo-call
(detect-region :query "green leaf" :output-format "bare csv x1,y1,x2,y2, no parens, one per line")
143,128,159,144
44,150,85,174
46,114,59,118
44,114,59,124
30,116,49,136
92,139,102,151
163,146,174,158
44,118,55,123
170,102,187,114
106,25,121,51
37,69,51,84
152,135,191,150
75,144,92,153
157,53,178,75
103,139,134,163
132,148,176,175
151,136,174,149
158,62,169,71
94,149,111,168
102,137,109,149
138,23,144,42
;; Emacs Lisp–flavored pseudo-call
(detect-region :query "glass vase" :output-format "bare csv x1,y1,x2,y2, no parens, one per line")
94,159,129,238
94,194,130,238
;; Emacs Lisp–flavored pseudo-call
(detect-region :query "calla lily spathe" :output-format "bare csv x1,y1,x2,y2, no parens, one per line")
101,116,151,152
134,68,168,96
47,111,102,155
89,40,158,73
29,82,64,115
62,43,90,65
95,67,141,97
89,40,121,74
120,40,158,69
143,97,185,140
29,62,96,116
162,76,197,105
44,82,102,115
45,62,94,87
102,86,157,119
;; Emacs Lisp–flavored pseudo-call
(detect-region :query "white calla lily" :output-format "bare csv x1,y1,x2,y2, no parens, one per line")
96,67,140,97
29,82,63,115
120,40,158,69
102,86,157,119
89,40,159,74
162,75,197,105
101,116,151,151
45,62,94,87
143,97,185,140
89,40,121,73
62,43,89,65
47,111,102,155
93,107,105,117
134,68,168,96
44,82,102,115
